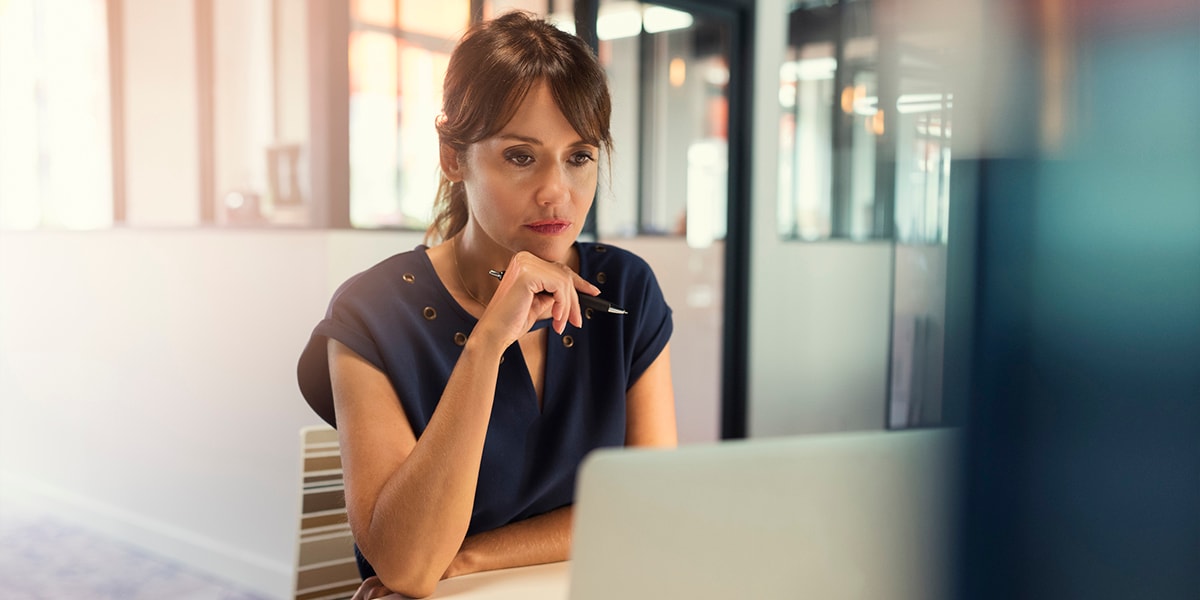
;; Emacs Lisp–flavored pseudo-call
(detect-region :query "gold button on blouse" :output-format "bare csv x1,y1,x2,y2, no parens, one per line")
596,272,607,284
562,335,575,348
585,307,594,320
423,306,437,320
402,273,415,283
453,332,467,346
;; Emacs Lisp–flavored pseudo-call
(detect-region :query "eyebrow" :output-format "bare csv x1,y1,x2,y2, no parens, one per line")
495,133,595,148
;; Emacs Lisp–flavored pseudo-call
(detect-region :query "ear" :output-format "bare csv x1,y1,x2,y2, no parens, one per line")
440,144,464,182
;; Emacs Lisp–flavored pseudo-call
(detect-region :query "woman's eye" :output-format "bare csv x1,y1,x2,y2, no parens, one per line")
570,152,595,166
507,154,534,166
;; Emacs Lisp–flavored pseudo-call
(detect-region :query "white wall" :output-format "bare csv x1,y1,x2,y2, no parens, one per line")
747,0,896,437
0,230,345,597
0,229,429,598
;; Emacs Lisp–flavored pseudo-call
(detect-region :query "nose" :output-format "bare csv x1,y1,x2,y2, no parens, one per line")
535,163,571,206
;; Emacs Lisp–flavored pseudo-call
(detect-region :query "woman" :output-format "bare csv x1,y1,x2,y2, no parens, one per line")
297,11,676,599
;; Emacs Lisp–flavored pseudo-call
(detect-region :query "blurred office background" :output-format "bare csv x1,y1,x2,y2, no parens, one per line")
1,0,1197,598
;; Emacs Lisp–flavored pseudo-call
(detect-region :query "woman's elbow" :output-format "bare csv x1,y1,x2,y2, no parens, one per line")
352,517,460,596
374,566,441,599
367,550,447,599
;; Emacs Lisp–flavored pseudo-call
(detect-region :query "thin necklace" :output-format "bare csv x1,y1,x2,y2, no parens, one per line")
452,235,490,310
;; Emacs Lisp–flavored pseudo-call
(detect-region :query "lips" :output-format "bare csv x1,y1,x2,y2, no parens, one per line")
525,220,571,235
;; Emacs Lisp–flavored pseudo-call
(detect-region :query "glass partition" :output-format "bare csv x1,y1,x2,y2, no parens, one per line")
888,34,955,429
776,0,878,240
596,0,729,248
778,0,957,428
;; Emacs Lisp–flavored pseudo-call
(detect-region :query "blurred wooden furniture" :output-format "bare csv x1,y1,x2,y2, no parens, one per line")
294,425,360,600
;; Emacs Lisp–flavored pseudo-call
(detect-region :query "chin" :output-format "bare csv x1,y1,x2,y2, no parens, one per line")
515,236,577,263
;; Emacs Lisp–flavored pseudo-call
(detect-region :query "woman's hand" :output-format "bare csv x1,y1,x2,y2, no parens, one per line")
474,251,600,347
351,576,394,600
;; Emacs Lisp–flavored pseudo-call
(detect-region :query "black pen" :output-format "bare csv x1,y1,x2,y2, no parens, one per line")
488,269,629,315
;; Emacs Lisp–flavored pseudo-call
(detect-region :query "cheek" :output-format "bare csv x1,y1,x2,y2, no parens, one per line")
463,168,509,207
570,170,599,199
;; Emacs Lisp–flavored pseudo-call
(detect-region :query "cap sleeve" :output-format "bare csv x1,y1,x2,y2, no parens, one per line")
623,253,673,389
297,273,386,427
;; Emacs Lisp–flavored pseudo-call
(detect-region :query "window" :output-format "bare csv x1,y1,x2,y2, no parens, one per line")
887,39,954,429
346,0,467,229
345,0,581,231
596,1,730,247
0,0,113,230
211,0,312,227
0,1,736,233
777,0,953,243
776,0,880,240
893,56,952,245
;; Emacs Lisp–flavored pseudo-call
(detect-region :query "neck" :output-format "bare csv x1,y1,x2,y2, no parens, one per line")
452,234,505,307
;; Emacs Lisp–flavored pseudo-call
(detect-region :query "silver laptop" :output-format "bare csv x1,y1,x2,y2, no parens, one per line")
569,430,958,600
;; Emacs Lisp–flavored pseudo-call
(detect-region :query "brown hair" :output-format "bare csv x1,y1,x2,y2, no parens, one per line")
425,11,614,243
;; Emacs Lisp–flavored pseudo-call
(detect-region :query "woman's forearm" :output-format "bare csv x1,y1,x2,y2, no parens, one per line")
444,505,573,579
337,336,506,597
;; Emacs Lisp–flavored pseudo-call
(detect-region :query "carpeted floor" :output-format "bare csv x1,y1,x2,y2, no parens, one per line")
0,500,273,600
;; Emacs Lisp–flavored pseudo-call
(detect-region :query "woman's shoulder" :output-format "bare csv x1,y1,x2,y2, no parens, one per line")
576,241,667,311
328,245,436,308
577,241,655,276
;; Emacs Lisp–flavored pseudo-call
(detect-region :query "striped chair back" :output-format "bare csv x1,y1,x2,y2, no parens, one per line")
294,425,361,600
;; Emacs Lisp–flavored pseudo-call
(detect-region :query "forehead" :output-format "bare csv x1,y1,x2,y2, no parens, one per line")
493,82,589,143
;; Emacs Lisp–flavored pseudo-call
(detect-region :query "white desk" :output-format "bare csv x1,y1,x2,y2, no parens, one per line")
378,561,569,599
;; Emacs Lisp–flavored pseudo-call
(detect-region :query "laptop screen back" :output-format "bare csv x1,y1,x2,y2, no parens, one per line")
569,430,958,600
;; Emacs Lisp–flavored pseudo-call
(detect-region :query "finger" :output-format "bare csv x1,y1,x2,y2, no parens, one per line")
552,289,565,325
566,279,584,330
568,295,583,329
555,266,579,331
529,292,556,329
370,581,394,599
565,277,583,330
352,577,385,600
570,272,594,328
572,271,602,296
553,290,568,334
554,282,575,335
533,267,564,334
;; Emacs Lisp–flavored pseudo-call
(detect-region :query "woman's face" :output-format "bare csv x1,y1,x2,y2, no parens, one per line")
447,81,599,264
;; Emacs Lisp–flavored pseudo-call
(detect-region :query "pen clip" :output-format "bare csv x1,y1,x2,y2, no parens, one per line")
488,269,505,280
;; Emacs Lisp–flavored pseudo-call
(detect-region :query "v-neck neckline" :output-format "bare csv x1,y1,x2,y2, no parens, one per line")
417,243,579,332
415,243,593,417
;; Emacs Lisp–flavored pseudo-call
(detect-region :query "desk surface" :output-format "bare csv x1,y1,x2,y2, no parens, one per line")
378,561,569,599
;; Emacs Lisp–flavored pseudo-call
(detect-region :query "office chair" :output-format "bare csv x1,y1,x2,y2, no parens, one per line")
294,425,361,600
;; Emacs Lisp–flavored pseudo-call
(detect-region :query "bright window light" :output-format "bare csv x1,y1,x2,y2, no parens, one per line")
596,2,695,41
897,93,953,114
597,2,642,41
642,6,693,34
549,13,576,36
0,0,113,230
779,58,839,83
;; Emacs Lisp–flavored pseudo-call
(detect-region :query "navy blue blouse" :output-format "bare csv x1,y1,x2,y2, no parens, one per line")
297,242,672,542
